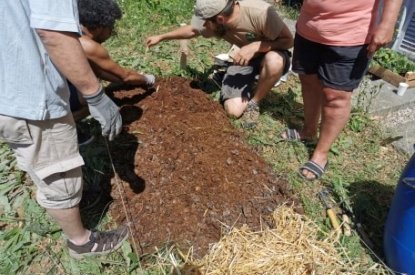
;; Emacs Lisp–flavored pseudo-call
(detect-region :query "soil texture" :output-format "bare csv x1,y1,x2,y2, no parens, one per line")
107,77,297,257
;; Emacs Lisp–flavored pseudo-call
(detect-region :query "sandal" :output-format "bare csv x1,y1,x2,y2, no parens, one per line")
299,160,328,181
67,225,129,259
281,128,317,143
282,128,307,142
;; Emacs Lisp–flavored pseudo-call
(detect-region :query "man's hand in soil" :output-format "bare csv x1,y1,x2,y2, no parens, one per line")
84,87,122,141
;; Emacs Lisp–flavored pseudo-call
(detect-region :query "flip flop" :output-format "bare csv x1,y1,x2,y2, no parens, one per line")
299,160,328,181
282,128,302,141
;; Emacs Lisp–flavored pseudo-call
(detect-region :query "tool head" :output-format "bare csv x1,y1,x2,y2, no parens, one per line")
318,188,332,208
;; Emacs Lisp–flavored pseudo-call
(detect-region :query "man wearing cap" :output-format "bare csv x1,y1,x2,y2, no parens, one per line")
146,0,293,128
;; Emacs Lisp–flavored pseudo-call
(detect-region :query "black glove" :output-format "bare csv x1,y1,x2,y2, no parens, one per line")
84,87,122,141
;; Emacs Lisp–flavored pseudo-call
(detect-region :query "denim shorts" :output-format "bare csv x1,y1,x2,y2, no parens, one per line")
0,114,84,209
221,50,291,101
292,34,370,91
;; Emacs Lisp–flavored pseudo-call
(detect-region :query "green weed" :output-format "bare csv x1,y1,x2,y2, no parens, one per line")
372,47,415,75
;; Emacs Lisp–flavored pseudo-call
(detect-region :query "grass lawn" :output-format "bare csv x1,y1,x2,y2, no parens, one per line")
0,0,408,274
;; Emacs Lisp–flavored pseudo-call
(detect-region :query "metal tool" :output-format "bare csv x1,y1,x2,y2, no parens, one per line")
318,189,341,232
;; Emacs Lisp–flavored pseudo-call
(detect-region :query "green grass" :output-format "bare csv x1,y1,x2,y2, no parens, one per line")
0,0,408,273
245,75,406,270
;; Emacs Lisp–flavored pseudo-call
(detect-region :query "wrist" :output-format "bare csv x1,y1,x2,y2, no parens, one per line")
257,41,271,53
83,86,104,105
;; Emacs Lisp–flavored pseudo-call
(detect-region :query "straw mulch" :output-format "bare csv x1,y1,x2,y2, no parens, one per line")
189,206,356,275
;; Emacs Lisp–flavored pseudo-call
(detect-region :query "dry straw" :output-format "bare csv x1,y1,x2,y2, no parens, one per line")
189,205,383,275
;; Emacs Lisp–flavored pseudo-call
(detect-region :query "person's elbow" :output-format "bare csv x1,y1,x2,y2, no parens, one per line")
278,26,294,49
36,29,56,43
279,35,294,50
36,29,77,45
285,36,294,49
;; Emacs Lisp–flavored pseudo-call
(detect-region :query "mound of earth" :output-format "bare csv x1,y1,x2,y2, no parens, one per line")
108,77,297,257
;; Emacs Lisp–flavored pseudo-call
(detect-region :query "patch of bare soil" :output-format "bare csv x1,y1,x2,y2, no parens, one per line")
108,77,298,257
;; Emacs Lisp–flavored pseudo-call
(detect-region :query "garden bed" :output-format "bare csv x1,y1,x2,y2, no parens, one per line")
105,77,299,257
369,63,415,87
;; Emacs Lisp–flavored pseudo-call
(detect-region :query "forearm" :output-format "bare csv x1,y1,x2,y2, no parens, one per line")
103,69,145,86
253,39,292,53
159,25,199,41
380,0,403,32
92,61,144,85
250,25,293,53
94,67,123,83
36,29,100,96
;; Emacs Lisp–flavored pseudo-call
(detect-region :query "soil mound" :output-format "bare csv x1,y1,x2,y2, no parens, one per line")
108,77,296,256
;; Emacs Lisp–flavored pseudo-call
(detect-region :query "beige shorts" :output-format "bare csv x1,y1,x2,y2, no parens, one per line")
0,114,84,209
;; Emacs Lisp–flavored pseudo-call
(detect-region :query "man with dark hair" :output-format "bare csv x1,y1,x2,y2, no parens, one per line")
77,0,154,86
78,0,122,31
71,0,155,119
146,0,293,128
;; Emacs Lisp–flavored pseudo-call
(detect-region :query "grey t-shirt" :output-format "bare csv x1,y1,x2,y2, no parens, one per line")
0,0,81,120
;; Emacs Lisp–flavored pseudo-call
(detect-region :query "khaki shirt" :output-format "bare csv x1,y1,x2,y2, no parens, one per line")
191,0,285,48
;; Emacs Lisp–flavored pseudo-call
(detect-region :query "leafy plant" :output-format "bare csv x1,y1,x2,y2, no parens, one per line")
372,48,415,75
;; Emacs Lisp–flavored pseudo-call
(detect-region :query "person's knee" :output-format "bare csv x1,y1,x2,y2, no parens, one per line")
323,88,352,108
224,99,246,118
263,52,284,78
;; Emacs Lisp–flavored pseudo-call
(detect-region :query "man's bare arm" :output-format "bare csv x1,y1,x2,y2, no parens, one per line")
233,25,293,65
36,29,100,96
146,25,199,48
81,38,147,85
367,0,403,56
254,25,294,53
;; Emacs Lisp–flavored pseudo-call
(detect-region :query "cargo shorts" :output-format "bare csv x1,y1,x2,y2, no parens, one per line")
220,50,291,102
0,114,84,209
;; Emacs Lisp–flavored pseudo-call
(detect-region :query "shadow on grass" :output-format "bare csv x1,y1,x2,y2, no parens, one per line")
261,88,305,129
347,180,396,257
78,85,150,229
187,65,219,95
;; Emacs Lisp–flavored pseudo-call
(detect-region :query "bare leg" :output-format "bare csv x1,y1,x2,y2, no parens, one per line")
224,51,285,117
251,51,285,104
224,97,249,118
47,206,90,245
301,87,352,179
282,74,322,140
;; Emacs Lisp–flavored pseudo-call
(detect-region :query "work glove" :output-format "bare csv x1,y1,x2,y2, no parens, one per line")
144,74,156,87
84,87,122,141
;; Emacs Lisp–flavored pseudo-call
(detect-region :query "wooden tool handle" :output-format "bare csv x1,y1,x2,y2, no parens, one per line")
342,214,352,236
327,209,341,231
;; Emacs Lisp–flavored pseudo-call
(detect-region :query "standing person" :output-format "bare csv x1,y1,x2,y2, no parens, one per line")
0,0,128,258
70,0,155,118
146,0,293,128
282,0,403,180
